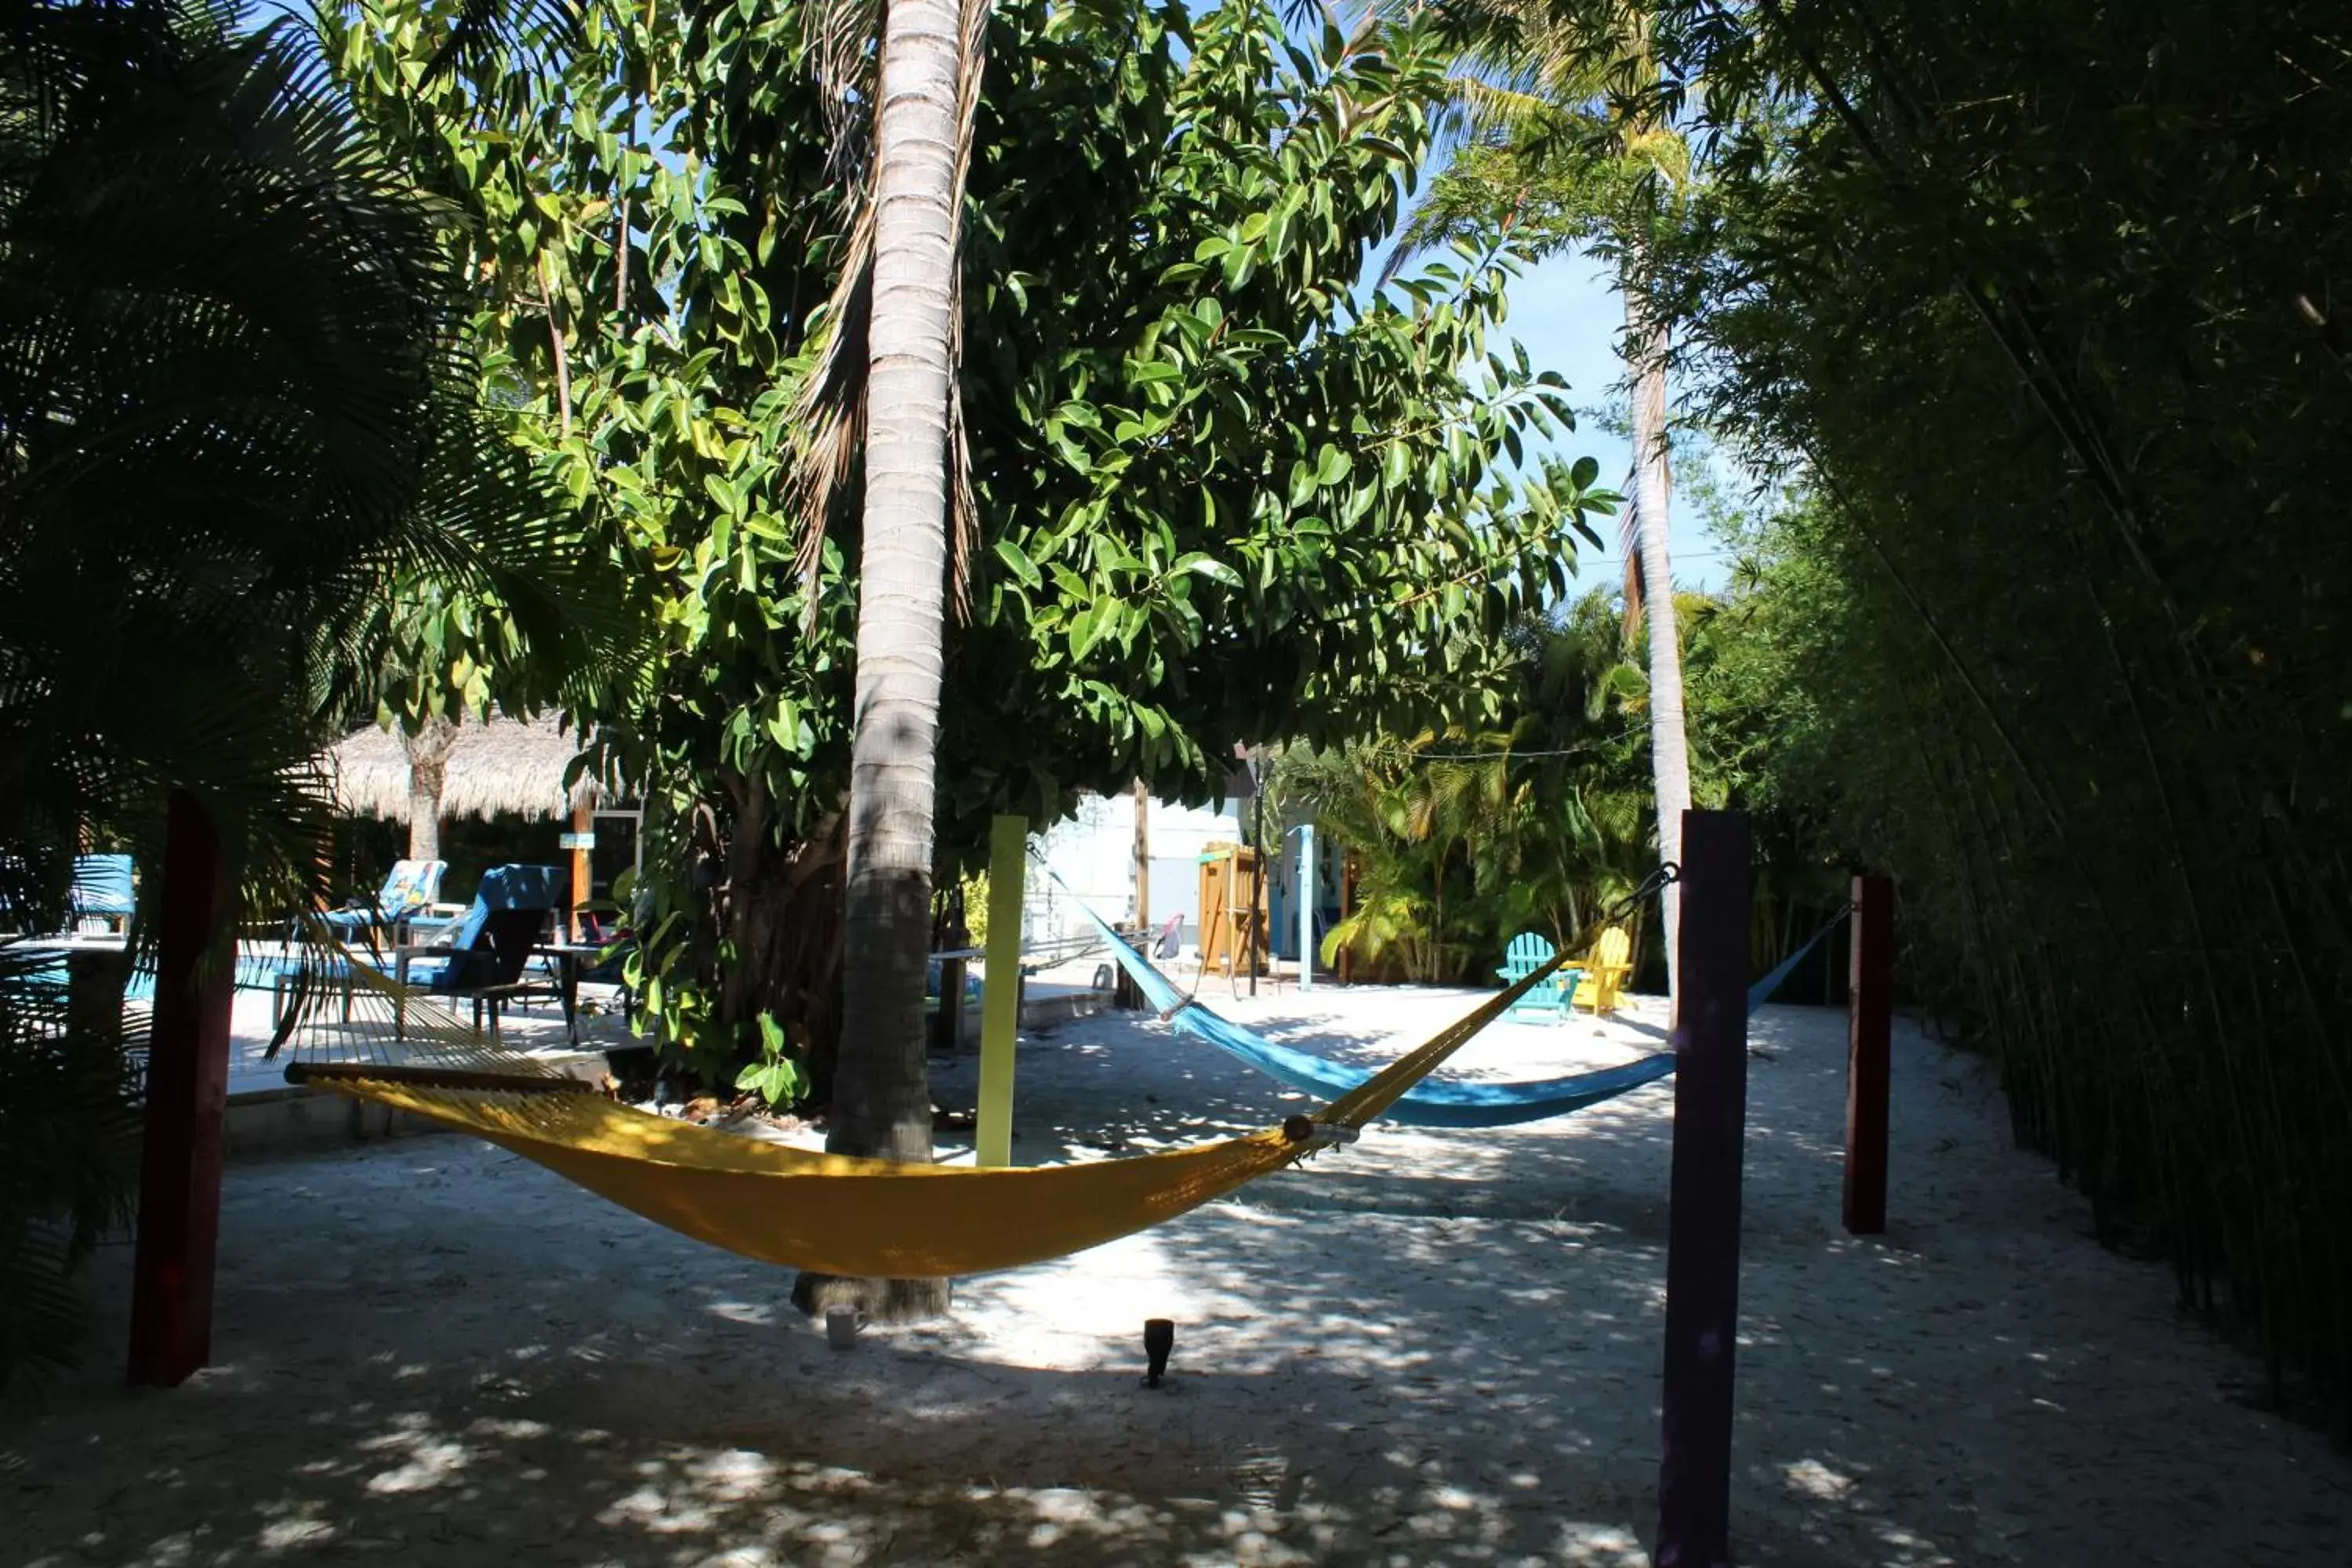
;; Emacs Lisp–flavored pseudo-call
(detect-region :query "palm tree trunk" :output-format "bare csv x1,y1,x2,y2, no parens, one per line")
801,0,972,1326
1626,282,1690,1004
401,714,457,863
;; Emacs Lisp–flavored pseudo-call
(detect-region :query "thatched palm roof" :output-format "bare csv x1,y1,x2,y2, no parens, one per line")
326,714,616,823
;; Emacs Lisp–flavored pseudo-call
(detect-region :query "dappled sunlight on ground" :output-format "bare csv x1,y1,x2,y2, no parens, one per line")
8,989,2350,1564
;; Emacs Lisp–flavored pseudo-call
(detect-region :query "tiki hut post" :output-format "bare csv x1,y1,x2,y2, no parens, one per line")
401,715,457,862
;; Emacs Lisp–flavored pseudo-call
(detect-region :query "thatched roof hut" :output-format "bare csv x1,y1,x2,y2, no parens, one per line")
325,713,615,823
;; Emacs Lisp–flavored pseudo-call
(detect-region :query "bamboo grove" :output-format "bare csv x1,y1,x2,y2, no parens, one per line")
1604,0,2352,1425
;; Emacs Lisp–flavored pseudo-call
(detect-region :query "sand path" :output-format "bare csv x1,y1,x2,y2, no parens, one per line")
7,985,2348,1566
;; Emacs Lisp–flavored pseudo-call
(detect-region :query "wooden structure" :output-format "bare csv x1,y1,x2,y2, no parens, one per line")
1656,810,1753,1568
1496,932,1576,1019
323,713,632,939
1570,925,1634,1014
128,790,237,1387
1294,822,1315,992
1132,779,1150,931
1196,842,1268,977
1843,874,1895,1235
976,815,1026,1168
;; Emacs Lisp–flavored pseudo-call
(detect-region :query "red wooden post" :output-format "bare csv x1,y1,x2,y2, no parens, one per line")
127,789,237,1387
1656,810,1751,1568
1843,874,1895,1236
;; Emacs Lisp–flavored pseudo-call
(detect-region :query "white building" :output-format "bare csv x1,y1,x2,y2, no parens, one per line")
1022,782,1345,967
1025,790,1246,951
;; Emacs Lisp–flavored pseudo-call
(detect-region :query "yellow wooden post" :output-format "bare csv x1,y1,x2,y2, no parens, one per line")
976,813,1026,1168
568,800,593,940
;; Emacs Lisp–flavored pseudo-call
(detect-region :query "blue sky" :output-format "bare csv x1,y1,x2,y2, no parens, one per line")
1459,245,1736,594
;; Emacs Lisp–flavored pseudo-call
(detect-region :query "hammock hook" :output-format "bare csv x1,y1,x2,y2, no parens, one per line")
1281,1114,1360,1150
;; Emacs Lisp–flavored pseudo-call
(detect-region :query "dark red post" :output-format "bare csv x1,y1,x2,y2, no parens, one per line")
1656,810,1751,1568
127,789,237,1386
1842,874,1895,1236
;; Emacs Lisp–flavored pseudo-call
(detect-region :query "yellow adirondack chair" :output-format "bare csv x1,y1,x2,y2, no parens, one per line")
1570,925,1632,1014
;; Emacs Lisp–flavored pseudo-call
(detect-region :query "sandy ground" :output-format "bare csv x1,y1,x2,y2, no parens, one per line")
6,982,2350,1567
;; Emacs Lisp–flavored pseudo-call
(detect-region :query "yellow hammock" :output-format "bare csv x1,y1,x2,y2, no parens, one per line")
281,936,1577,1278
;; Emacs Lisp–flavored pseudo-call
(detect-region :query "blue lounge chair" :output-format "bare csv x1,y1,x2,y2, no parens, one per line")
271,864,564,1047
320,858,446,949
394,864,565,1036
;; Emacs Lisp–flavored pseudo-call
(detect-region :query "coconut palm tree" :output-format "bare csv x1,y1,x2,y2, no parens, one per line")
789,0,992,1323
1377,0,1694,999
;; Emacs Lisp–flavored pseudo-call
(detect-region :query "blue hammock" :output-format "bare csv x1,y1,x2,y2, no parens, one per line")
1746,907,1848,1014
1064,896,1849,1129
1063,898,1665,1127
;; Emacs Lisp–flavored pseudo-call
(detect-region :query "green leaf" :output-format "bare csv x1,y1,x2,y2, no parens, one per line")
994,538,1043,589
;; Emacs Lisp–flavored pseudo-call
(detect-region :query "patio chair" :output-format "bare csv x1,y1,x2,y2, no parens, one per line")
394,864,565,1036
270,864,563,1047
70,853,135,935
1496,931,1577,1020
318,858,446,953
1568,925,1632,1015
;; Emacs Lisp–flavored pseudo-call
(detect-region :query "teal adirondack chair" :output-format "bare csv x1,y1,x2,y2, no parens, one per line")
1496,932,1577,1020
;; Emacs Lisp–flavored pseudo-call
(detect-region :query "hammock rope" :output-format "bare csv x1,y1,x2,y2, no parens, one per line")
1746,902,1853,1014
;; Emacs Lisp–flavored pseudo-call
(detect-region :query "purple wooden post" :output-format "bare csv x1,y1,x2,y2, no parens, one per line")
127,789,237,1387
1843,874,1895,1236
1657,809,1751,1568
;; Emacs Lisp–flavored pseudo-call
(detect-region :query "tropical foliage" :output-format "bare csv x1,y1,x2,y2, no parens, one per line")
1282,595,1643,982
332,0,1612,1097
1387,0,1700,994
1284,579,1843,992
0,0,601,1385
1604,0,2352,1423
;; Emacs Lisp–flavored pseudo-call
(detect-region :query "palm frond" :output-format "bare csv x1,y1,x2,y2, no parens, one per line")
808,0,880,180
789,0,992,622
938,0,993,619
786,192,876,610
2,0,622,934
0,951,143,1388
419,0,583,92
